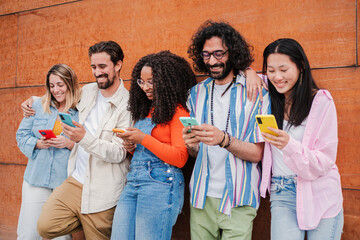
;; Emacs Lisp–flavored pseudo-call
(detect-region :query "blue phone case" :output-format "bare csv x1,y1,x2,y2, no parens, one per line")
58,113,75,127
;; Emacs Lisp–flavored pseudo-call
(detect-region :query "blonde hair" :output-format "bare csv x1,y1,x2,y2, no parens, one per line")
42,64,81,113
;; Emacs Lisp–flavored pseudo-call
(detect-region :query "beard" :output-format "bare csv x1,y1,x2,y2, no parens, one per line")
206,59,233,81
95,73,115,89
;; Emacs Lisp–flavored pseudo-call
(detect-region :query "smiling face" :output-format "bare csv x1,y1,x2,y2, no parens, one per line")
202,36,233,83
139,66,154,100
49,74,68,106
266,53,300,99
90,52,119,89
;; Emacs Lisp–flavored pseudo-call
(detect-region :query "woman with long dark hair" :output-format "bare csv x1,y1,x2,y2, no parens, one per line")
260,38,343,239
110,51,197,240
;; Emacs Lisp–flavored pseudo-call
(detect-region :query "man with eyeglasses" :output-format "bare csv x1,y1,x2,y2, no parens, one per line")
21,41,131,239
183,21,270,240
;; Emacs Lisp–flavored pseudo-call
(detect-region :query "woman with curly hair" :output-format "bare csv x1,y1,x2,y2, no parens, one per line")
110,51,197,240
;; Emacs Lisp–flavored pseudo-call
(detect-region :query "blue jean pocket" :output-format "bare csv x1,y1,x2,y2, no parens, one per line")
33,118,48,127
270,182,281,193
148,167,174,185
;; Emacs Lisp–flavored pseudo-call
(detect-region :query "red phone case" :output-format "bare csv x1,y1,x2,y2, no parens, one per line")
38,129,57,139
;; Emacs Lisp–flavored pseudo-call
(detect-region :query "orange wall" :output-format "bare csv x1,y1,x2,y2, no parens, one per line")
1,0,359,239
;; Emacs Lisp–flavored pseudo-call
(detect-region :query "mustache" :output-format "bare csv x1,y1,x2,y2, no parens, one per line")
95,73,108,79
206,63,224,68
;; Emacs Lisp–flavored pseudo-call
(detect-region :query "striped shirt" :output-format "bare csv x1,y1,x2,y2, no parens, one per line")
188,73,270,215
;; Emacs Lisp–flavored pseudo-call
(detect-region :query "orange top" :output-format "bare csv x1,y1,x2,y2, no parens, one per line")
141,106,189,168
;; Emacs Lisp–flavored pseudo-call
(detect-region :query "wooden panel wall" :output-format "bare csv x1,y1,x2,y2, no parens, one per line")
1,0,359,239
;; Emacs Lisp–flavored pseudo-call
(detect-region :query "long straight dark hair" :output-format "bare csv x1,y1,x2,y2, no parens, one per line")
262,38,319,129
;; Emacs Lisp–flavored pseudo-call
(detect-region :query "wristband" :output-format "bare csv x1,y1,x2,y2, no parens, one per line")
223,132,232,148
218,131,226,146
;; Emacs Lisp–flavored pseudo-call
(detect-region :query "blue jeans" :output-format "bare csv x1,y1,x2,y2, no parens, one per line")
270,176,343,240
111,161,184,240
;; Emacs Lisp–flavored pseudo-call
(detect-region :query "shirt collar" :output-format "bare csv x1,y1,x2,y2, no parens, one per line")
107,78,127,108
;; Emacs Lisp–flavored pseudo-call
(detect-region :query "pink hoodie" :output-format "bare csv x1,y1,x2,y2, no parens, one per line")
260,89,343,230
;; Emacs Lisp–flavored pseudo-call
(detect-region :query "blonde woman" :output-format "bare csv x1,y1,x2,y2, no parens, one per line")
16,64,81,240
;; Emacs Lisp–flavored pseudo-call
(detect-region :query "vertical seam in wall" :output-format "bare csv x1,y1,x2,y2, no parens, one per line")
356,0,358,66
15,12,19,87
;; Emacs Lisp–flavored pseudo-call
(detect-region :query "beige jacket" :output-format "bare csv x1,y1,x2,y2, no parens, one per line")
67,80,131,214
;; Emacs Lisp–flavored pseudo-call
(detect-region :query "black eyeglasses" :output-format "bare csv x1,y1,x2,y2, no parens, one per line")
200,50,228,60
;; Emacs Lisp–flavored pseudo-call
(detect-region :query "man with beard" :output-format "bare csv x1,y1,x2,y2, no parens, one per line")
182,21,270,240
22,41,131,239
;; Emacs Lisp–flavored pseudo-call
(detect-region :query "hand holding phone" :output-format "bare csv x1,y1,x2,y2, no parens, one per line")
38,129,57,139
58,112,75,127
255,114,279,136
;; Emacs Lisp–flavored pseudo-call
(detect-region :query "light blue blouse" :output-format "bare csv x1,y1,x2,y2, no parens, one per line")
16,98,78,189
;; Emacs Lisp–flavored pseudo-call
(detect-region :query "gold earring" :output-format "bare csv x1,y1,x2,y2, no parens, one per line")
299,72,303,85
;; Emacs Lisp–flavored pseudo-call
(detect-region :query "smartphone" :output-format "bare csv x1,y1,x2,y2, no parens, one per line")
255,114,279,136
38,129,57,139
58,112,75,127
112,128,127,133
179,117,200,133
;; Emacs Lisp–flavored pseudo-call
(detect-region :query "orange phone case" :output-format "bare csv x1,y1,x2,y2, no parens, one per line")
112,128,126,133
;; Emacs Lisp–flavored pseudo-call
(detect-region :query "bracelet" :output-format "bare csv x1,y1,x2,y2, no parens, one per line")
223,132,232,148
219,131,227,148
218,131,226,146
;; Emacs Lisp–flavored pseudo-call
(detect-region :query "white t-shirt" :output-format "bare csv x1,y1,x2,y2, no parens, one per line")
271,119,307,176
72,91,111,184
207,82,232,198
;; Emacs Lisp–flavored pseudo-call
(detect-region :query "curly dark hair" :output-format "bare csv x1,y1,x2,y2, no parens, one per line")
188,20,254,75
128,51,197,125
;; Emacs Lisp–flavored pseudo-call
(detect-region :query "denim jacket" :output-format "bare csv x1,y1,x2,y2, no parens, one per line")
16,98,78,189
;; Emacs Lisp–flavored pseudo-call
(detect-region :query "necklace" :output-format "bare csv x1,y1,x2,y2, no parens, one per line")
210,78,235,132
